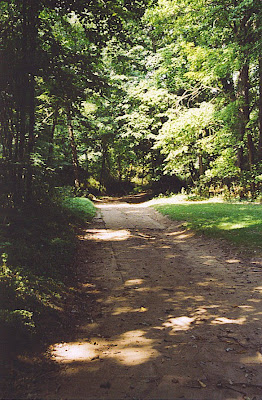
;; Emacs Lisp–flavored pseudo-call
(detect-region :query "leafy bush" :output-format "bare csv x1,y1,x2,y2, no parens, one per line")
0,309,34,336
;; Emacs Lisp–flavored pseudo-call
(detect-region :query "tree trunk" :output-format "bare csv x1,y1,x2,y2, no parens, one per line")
26,74,35,202
247,133,255,168
236,62,250,170
99,150,106,191
198,154,204,176
247,132,256,194
99,141,109,191
47,106,58,163
258,57,262,160
117,155,122,183
20,0,38,202
18,0,28,163
67,109,80,189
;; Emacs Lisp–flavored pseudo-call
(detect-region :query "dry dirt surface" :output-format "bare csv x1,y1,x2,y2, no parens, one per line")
28,201,262,400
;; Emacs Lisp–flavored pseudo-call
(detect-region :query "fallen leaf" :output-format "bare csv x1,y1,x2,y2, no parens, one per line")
198,380,206,388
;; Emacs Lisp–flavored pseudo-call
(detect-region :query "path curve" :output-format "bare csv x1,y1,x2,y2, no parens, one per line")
38,201,262,399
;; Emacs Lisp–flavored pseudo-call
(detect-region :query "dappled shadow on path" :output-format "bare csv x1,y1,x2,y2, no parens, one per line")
41,204,262,400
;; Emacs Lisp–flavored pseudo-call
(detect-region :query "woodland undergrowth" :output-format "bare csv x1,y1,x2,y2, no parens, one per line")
0,192,96,366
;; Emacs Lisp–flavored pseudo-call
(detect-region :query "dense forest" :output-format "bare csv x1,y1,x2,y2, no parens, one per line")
1,0,262,204
0,0,262,371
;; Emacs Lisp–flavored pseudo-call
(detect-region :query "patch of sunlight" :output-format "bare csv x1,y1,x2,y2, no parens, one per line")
135,286,159,293
183,295,205,302
199,255,218,266
166,229,187,238
165,254,179,260
197,281,214,287
52,329,159,367
217,221,254,230
114,330,159,366
194,307,208,315
201,255,214,259
86,229,131,241
163,316,195,331
254,286,262,293
226,258,241,264
146,194,187,206
114,347,158,365
121,329,146,341
167,231,194,240
238,305,254,310
211,317,246,325
52,342,97,362
251,260,262,265
97,203,132,209
242,351,262,364
112,305,148,315
82,283,96,288
125,278,144,286
112,306,134,315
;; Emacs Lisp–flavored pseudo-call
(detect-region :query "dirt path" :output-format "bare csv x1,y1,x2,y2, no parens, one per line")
35,201,262,399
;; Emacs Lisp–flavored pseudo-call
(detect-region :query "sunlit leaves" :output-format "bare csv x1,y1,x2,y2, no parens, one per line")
156,102,217,178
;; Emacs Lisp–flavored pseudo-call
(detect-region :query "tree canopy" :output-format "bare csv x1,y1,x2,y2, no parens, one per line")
1,0,262,203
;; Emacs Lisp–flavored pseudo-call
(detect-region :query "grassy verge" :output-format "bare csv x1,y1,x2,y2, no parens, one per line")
153,197,262,253
62,197,97,223
0,195,96,361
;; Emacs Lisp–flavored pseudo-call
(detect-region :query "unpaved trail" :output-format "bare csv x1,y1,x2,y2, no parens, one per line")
36,201,261,399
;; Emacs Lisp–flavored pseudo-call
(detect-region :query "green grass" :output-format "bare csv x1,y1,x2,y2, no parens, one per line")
62,197,97,223
153,199,262,252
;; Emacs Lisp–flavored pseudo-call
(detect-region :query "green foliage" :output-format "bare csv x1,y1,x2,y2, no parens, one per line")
206,147,240,181
1,0,262,201
156,102,217,178
154,200,262,252
0,309,35,341
0,195,96,351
